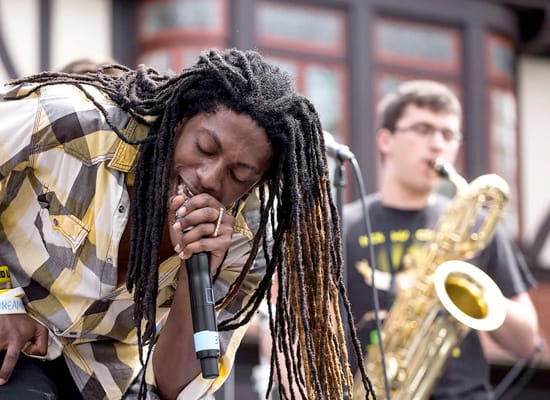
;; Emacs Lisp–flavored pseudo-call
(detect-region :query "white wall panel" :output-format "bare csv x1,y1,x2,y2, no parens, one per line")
50,0,112,70
0,0,39,80
518,55,550,266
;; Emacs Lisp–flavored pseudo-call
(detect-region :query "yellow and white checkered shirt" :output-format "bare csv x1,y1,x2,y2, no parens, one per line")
0,83,266,399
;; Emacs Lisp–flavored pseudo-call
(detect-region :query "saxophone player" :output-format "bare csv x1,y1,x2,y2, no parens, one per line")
343,80,541,399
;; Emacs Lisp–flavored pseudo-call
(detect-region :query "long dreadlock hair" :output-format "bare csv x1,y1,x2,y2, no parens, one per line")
10,48,374,399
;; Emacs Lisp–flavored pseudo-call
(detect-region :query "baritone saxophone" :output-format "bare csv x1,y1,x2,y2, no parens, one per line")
353,159,509,400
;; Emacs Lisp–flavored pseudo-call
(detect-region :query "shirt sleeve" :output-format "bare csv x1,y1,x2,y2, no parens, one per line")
476,224,536,298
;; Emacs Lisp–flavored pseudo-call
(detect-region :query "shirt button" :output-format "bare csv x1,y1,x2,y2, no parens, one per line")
118,205,125,213
53,218,59,226
106,257,113,264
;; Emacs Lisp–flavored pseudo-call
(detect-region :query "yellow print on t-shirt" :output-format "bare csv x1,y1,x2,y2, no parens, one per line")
355,227,436,290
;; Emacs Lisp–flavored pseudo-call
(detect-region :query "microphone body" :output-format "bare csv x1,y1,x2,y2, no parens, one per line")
186,252,220,379
323,131,355,161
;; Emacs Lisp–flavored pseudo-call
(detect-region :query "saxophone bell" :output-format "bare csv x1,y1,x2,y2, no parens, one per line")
434,260,506,332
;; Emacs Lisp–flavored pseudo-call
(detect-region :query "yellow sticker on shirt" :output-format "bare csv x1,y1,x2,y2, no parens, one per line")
0,265,12,293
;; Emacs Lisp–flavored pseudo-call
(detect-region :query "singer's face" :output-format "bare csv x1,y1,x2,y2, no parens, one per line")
170,106,273,206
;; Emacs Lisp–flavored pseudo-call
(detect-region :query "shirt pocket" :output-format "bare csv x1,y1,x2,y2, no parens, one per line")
37,190,90,270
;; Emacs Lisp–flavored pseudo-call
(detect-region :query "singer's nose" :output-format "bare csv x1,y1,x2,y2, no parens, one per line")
197,160,223,199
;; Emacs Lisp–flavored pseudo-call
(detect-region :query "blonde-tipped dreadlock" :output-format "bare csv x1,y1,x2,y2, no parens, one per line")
8,48,374,399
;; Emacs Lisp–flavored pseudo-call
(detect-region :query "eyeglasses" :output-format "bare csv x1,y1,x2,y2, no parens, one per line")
393,122,462,143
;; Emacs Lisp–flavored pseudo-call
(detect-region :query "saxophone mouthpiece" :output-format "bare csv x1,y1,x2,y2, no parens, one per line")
431,158,452,179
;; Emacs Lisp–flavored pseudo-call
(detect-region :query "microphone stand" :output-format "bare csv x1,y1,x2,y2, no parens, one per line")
333,158,348,335
333,158,351,400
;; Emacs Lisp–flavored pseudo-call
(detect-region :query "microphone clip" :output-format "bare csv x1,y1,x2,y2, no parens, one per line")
323,131,355,162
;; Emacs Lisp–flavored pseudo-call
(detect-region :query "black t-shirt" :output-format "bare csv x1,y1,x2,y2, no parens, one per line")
343,194,535,400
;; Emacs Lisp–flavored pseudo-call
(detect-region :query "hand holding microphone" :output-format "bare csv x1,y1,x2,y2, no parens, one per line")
173,186,225,379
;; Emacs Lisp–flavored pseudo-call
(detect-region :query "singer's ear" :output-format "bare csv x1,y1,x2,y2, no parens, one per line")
377,128,393,155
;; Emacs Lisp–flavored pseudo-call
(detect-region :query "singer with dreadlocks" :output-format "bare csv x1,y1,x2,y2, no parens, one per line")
0,49,373,400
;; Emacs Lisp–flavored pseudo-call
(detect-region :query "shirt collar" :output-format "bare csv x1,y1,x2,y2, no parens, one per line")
108,117,151,174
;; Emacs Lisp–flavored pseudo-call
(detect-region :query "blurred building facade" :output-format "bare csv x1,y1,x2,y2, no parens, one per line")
1,0,550,398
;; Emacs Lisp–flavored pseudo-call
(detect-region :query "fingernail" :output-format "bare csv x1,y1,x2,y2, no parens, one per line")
0,378,5,385
178,250,185,260
176,207,186,218
174,244,181,253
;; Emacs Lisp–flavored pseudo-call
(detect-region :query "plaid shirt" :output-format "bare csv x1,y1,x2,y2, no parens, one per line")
0,83,266,399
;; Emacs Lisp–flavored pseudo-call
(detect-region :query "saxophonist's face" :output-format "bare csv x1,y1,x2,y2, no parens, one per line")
378,104,462,196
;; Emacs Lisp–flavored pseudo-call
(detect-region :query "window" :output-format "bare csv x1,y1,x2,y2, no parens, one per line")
137,0,228,72
141,0,224,37
256,1,346,57
374,17,461,73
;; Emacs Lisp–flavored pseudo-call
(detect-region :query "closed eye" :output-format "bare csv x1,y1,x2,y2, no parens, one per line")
195,141,216,156
231,162,262,185
230,170,250,184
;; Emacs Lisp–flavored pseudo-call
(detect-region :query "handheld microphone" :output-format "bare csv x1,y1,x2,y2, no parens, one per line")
186,252,220,379
323,131,355,161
